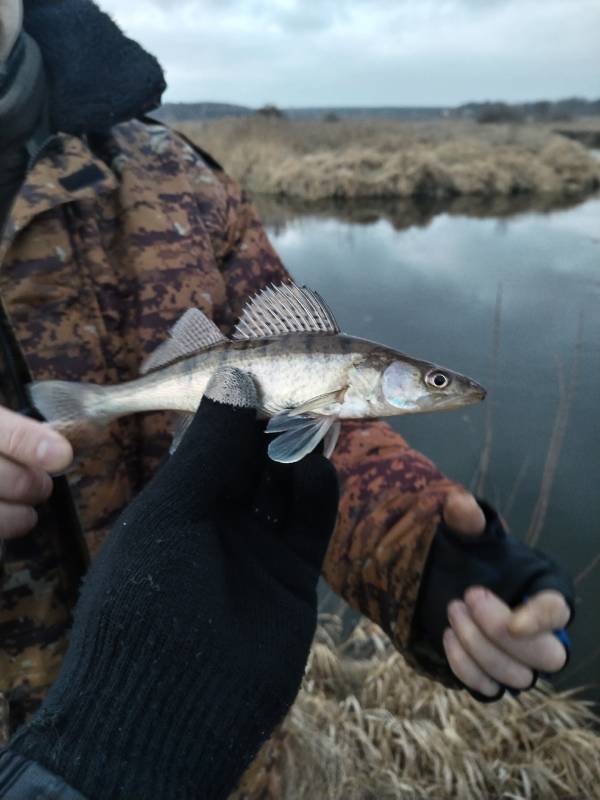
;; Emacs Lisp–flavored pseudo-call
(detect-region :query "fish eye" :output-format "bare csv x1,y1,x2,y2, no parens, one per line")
426,370,450,389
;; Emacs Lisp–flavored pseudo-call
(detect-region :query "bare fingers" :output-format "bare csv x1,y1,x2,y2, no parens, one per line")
443,627,501,697
0,456,53,505
447,599,535,692
0,500,38,539
0,457,53,538
508,590,571,637
465,588,568,673
0,406,72,473
0,406,70,539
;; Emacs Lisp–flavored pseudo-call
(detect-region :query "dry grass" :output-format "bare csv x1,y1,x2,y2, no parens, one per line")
235,617,600,800
178,118,600,201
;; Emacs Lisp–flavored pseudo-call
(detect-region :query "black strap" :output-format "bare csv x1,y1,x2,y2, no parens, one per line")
0,300,31,412
0,299,89,586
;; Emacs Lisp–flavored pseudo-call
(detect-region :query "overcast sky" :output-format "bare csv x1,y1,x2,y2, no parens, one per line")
99,0,599,107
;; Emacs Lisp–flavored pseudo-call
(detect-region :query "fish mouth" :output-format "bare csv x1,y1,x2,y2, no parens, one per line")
444,393,484,409
466,378,487,402
428,381,486,410
453,378,487,405
463,390,486,405
456,385,487,406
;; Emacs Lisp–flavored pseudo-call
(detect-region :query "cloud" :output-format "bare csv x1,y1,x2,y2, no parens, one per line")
98,0,600,106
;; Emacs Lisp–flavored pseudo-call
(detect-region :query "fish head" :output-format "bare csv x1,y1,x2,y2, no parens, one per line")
380,356,486,415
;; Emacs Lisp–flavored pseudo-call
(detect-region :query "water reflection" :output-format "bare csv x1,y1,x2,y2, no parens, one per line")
254,191,594,235
256,192,600,706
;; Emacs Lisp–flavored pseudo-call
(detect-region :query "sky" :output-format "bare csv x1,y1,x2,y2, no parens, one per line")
98,0,600,108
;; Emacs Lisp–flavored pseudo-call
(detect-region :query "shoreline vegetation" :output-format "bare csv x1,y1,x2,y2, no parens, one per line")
250,190,594,234
178,118,600,202
235,617,600,800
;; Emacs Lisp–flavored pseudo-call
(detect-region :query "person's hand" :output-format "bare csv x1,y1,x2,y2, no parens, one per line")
445,585,570,698
0,0,22,61
6,368,339,800
0,406,73,539
415,491,573,701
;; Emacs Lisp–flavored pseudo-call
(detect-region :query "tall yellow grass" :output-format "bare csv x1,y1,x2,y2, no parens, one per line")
178,118,600,201
234,617,600,800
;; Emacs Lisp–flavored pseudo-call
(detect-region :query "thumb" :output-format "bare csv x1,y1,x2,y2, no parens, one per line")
281,452,339,571
160,367,262,508
443,491,486,538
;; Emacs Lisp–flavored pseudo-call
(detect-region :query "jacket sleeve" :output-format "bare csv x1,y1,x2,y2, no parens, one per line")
209,169,462,685
0,749,87,799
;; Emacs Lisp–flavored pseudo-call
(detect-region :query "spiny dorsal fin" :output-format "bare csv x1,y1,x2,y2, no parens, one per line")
141,309,228,375
233,283,340,340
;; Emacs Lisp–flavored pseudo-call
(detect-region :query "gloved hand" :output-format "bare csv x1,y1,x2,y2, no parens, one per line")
5,367,339,800
0,0,21,62
414,498,574,702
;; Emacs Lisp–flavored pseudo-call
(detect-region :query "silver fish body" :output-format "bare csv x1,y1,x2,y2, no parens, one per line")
28,284,486,463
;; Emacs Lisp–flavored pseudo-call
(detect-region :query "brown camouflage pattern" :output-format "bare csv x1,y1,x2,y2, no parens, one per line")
0,120,463,784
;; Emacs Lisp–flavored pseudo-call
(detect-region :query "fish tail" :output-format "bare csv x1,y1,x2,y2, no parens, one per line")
27,380,113,437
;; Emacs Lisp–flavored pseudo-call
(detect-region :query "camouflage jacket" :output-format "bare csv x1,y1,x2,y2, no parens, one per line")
0,120,460,744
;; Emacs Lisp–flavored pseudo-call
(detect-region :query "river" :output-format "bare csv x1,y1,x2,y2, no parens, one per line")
254,191,600,706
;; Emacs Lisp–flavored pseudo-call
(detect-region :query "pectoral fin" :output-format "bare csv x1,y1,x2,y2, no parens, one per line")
323,420,341,458
267,413,335,463
169,411,195,454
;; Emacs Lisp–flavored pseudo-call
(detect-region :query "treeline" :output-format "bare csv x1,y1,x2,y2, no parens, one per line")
153,102,252,122
154,98,600,124
456,98,600,124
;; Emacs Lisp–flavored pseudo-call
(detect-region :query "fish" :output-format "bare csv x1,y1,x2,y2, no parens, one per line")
28,282,486,463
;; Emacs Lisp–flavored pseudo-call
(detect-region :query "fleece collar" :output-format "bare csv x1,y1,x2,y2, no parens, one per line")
23,0,166,134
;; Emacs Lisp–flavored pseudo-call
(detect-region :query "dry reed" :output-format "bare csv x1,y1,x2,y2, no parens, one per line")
235,616,600,800
178,118,600,201
575,552,600,586
472,283,503,498
526,317,582,547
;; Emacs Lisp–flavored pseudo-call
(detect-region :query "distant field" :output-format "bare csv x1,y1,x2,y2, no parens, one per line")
176,117,600,200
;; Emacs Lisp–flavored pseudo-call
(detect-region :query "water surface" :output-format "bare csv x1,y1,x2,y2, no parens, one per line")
256,192,600,705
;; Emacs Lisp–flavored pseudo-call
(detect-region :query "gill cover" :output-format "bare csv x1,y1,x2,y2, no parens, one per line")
382,361,422,411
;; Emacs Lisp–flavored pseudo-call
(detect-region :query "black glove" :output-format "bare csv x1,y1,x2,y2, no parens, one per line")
5,368,339,800
414,500,574,702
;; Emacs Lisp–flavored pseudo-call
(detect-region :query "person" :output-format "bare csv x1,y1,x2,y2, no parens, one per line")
0,0,573,794
0,367,340,799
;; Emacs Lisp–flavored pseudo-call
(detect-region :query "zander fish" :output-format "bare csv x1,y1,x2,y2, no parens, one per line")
28,283,486,463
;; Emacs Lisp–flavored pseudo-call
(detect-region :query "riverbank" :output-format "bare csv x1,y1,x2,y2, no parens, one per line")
178,118,600,201
251,188,594,233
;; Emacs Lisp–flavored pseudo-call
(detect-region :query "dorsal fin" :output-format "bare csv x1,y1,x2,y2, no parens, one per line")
141,309,228,375
233,283,340,340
